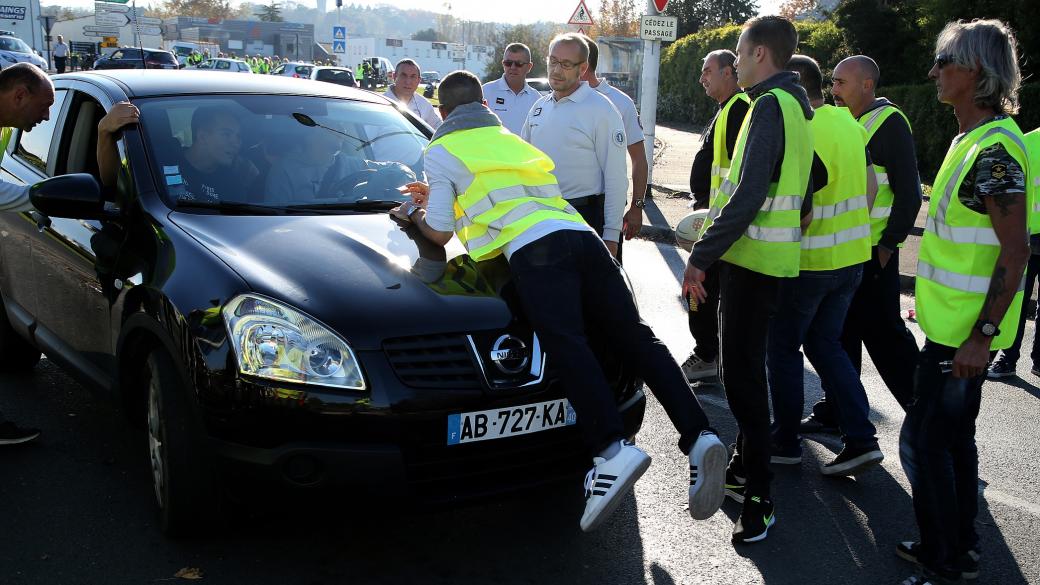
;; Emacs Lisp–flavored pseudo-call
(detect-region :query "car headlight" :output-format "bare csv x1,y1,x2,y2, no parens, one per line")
223,294,366,391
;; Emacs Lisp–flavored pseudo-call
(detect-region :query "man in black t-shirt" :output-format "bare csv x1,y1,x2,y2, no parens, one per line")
170,107,256,203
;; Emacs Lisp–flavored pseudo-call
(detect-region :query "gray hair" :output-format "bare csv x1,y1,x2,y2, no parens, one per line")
504,43,531,62
548,33,589,64
935,19,1021,114
704,49,737,74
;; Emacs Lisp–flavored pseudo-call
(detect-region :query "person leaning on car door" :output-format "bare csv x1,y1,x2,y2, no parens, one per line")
0,63,55,445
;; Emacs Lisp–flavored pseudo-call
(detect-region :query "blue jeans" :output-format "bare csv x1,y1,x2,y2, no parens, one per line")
899,340,986,579
768,264,878,449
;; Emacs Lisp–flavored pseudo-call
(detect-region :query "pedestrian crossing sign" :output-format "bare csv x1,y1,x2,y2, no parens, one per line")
333,40,346,53
333,26,346,40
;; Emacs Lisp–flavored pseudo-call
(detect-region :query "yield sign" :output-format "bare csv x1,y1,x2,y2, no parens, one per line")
653,0,669,12
567,0,594,25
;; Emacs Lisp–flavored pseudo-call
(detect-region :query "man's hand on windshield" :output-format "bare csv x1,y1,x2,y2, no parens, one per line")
98,102,140,137
401,181,430,207
390,201,417,222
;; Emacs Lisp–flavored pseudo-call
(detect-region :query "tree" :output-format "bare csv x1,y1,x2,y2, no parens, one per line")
256,1,284,22
484,23,566,81
834,0,928,87
155,0,233,19
664,0,758,38
598,0,638,37
411,27,441,41
778,0,818,20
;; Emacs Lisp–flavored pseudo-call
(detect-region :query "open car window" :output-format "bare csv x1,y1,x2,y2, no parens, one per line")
136,95,431,212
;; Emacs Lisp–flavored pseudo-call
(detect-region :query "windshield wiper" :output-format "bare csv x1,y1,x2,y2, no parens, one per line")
285,200,404,212
173,200,290,215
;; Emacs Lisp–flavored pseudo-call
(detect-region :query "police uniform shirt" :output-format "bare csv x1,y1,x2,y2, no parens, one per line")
387,85,442,130
592,78,644,146
481,76,541,135
521,81,628,242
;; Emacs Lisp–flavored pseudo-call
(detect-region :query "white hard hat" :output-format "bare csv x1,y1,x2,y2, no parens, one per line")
675,209,710,252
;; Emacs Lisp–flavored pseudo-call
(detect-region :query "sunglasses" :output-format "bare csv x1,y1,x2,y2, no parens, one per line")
934,53,953,69
502,60,530,68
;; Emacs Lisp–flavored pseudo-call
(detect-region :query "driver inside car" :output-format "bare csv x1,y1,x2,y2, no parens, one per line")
264,126,346,203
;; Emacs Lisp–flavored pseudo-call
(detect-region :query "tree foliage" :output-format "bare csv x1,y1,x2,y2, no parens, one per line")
778,0,819,20
411,28,442,42
664,0,759,39
598,0,639,37
484,23,566,82
156,0,233,19
255,1,283,22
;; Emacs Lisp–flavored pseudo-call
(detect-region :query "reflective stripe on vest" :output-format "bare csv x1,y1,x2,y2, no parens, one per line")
709,92,751,202
429,125,586,261
700,88,812,278
915,118,1029,350
800,105,871,270
858,105,912,246
1026,129,1040,234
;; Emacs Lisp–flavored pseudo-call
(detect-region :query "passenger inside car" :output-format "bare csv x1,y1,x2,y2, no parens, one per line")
169,106,258,203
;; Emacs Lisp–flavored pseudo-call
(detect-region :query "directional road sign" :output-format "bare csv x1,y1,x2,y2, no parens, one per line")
95,1,129,13
83,31,116,37
138,25,163,36
333,40,345,53
135,16,162,25
332,25,345,40
567,0,594,25
95,12,128,27
83,25,119,33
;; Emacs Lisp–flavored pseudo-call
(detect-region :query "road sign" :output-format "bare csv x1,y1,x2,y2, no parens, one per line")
332,25,345,40
333,40,345,53
451,50,465,59
134,16,162,25
83,25,119,33
95,1,129,13
640,14,677,41
138,25,162,36
95,12,128,27
577,25,587,35
83,31,113,37
567,0,594,25
653,0,668,12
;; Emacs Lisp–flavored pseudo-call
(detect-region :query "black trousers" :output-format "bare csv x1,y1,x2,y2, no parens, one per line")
814,247,918,421
509,229,712,455
570,194,606,237
54,56,66,74
717,261,780,496
687,263,721,363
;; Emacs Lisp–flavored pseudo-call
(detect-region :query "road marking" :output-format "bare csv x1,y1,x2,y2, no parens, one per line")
981,484,1040,518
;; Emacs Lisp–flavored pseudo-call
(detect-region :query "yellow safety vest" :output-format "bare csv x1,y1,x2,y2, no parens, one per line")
916,117,1029,349
1,127,10,164
700,88,813,278
429,125,587,261
1025,128,1040,234
858,104,913,246
709,92,751,202
801,105,871,271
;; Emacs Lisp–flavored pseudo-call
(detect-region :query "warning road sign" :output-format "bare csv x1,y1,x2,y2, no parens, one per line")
332,25,345,40
567,0,594,25
577,26,587,35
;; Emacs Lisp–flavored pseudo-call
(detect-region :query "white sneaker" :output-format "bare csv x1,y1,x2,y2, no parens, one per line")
580,442,651,532
688,430,727,520
681,353,718,381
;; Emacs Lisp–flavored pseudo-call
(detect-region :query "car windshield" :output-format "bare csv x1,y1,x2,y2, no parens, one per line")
136,95,430,213
0,37,32,53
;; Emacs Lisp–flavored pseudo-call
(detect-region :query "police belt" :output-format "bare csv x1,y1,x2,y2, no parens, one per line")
565,193,605,207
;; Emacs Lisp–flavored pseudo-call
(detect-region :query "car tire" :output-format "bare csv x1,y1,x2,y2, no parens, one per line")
145,348,220,537
0,304,41,372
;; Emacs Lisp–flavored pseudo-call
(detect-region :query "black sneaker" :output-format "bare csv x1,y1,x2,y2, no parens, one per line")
1031,364,1040,377
732,494,775,544
770,442,802,465
724,468,746,504
0,421,41,445
897,541,979,580
821,444,884,476
798,413,840,435
987,357,1017,379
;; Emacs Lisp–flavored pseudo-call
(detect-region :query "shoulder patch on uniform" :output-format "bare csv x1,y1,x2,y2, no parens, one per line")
532,107,542,117
614,130,625,146
495,97,505,105
991,162,1007,179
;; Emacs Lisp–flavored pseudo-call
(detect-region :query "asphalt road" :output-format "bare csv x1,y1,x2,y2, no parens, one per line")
2,239,1039,585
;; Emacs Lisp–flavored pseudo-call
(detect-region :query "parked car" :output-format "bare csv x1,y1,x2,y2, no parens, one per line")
527,77,551,95
93,47,179,70
271,61,313,78
195,58,252,73
420,71,440,84
309,65,356,87
0,70,645,536
0,33,47,70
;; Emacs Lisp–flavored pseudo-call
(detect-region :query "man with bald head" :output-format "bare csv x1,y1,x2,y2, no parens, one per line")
801,55,922,435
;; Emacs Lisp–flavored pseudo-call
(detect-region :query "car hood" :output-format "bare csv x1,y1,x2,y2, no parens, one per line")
168,212,516,349
1,50,43,66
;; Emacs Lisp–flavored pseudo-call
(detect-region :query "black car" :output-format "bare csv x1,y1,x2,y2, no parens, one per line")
93,47,179,70
0,71,645,535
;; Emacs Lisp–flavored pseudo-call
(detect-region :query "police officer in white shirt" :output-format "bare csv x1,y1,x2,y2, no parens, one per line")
579,35,648,243
482,43,541,135
387,59,442,129
522,33,628,257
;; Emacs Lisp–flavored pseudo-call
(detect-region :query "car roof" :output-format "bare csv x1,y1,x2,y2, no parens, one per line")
65,70,393,103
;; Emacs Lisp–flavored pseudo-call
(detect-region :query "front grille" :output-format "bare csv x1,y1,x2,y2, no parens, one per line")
383,334,481,389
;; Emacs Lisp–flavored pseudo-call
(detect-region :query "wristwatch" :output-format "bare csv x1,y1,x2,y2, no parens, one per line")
406,204,421,217
633,199,647,209
975,320,1000,338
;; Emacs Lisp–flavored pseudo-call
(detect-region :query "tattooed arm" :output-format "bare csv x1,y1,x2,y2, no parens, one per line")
953,187,1030,378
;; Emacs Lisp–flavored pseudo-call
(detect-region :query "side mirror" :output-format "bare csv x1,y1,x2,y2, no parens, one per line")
30,174,106,219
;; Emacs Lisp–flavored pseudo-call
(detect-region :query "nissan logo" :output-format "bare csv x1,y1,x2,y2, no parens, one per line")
489,334,530,375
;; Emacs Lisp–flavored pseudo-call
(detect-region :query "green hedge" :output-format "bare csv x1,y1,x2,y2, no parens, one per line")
881,83,1040,183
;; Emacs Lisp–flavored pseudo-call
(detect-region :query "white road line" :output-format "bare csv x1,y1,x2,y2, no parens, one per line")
980,484,1040,518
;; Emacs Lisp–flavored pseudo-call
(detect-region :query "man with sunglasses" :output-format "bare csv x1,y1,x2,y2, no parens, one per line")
482,43,541,136
521,33,627,257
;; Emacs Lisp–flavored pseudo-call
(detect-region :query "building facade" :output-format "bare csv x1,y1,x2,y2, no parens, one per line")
341,37,493,79
163,17,315,61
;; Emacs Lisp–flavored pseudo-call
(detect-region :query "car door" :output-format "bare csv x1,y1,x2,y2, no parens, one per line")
29,82,119,386
0,88,69,328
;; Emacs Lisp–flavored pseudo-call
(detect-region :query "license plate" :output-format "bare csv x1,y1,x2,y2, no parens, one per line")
447,399,576,445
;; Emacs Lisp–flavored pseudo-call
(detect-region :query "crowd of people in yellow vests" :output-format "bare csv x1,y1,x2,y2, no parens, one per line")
184,49,346,74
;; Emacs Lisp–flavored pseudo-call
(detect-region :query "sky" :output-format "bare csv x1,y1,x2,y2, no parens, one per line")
58,0,785,25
